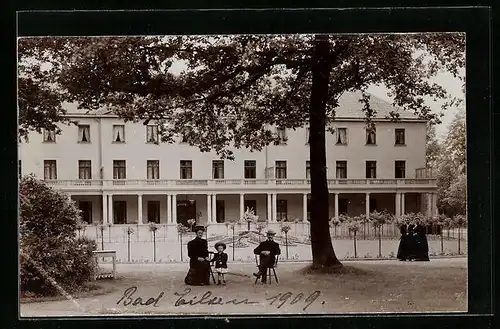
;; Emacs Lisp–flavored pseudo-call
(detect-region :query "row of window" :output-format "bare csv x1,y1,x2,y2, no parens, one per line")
29,159,407,180
39,125,407,146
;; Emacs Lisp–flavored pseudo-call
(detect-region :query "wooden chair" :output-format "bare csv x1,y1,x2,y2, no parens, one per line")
208,252,217,284
254,254,279,284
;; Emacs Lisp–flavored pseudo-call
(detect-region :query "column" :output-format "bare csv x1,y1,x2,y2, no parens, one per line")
334,193,339,220
137,194,143,224
427,193,432,217
272,193,277,222
302,193,308,222
108,194,113,224
172,194,177,224
267,193,272,222
102,194,108,224
401,193,406,216
395,192,401,218
211,194,217,223
207,194,212,223
239,193,245,220
365,193,370,220
167,194,172,223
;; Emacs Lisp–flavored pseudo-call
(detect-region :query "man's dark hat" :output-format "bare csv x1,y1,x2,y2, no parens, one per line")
193,225,205,232
214,242,227,250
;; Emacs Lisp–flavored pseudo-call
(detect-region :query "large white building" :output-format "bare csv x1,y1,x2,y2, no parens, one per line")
19,91,438,240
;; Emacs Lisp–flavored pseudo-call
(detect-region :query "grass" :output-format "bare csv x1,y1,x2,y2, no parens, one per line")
20,258,467,316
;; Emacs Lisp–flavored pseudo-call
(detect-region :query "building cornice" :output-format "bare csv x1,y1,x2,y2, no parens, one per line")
64,113,428,124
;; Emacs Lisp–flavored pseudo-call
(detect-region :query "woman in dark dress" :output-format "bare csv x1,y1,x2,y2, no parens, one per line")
413,224,430,261
406,224,417,261
397,224,409,261
185,226,211,286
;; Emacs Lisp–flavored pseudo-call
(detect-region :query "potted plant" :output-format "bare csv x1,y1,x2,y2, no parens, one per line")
434,214,449,255
229,223,235,261
281,223,292,259
347,216,362,258
177,223,190,261
369,210,394,258
149,222,159,262
256,222,266,242
240,207,258,231
329,215,346,238
125,226,135,262
95,222,107,250
187,218,196,231
452,214,467,254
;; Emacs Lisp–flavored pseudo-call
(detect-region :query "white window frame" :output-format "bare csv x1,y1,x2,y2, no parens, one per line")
78,125,91,143
146,125,159,144
112,125,126,143
43,129,56,143
336,128,348,145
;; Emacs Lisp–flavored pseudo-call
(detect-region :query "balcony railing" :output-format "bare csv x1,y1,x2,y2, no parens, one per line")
45,178,436,189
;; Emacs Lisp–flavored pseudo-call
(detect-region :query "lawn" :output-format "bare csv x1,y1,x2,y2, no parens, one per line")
20,257,467,316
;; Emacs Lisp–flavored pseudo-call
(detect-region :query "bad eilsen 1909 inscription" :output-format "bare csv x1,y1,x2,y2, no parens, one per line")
116,286,323,311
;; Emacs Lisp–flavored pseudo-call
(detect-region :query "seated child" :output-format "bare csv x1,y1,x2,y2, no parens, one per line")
211,242,228,285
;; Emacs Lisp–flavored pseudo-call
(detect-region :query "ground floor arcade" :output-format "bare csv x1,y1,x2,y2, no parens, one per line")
71,191,438,226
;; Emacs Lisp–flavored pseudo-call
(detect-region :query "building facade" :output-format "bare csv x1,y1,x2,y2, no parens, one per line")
18,92,438,240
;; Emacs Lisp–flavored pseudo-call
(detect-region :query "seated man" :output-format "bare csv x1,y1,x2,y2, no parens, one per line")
253,229,281,283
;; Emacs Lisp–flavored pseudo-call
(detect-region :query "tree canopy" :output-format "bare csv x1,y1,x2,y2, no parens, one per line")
18,33,465,268
18,34,464,155
435,109,467,216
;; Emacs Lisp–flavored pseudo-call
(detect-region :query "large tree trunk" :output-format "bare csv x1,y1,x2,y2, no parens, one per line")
309,35,342,268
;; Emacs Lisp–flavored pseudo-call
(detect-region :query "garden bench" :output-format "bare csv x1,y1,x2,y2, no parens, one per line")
92,250,116,280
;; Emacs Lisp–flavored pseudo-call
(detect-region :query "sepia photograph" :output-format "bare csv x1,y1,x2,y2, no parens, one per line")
18,32,467,317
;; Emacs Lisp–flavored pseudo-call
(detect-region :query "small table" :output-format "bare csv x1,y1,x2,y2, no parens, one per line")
93,250,116,280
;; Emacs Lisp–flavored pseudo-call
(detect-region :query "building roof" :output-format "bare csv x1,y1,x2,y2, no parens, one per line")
63,102,113,116
63,91,421,120
334,91,419,120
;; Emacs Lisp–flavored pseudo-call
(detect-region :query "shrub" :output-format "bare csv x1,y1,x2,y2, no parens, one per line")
19,175,97,295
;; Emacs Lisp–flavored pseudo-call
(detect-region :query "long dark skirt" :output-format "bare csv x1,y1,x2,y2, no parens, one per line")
185,259,211,286
397,235,410,260
413,234,430,261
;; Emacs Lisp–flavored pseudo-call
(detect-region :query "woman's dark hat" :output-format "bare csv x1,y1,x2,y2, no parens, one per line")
214,242,227,250
193,225,205,233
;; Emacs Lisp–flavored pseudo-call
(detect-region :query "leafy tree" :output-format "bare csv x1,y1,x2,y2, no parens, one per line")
20,175,97,295
18,34,464,268
435,109,466,217
426,123,441,168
